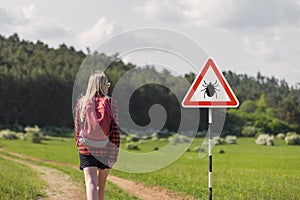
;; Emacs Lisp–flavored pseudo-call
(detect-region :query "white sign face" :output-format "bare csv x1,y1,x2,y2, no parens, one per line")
182,58,239,108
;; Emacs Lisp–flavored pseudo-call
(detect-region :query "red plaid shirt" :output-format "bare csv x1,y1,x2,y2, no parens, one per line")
74,96,120,165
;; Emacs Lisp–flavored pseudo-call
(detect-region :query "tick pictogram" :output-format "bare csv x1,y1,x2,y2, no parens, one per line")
201,80,219,99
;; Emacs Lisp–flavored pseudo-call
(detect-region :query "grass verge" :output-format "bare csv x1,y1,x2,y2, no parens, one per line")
0,156,47,200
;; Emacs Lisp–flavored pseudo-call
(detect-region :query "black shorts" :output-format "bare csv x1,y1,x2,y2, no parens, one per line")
79,153,110,170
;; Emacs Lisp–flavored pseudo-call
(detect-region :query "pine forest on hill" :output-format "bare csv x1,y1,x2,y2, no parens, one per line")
0,33,299,136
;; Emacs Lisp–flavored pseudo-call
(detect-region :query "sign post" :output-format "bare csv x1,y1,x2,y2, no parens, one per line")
208,108,213,200
182,58,239,199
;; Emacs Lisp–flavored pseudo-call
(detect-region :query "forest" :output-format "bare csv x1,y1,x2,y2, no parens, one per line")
0,33,299,136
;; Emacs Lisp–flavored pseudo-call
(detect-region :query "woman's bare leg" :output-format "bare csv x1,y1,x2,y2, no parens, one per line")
97,169,110,200
84,167,98,200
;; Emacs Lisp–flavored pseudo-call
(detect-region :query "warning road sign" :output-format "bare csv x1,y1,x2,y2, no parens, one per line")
182,58,239,108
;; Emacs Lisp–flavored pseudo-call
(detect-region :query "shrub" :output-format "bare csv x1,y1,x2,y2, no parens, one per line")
286,132,297,137
276,133,285,140
154,147,159,151
138,139,145,144
194,146,206,153
130,135,140,142
125,143,139,150
285,133,300,145
151,131,172,139
242,126,258,137
25,132,42,143
170,135,191,145
24,125,41,134
213,137,225,145
151,136,159,141
218,149,226,154
16,133,25,140
239,100,257,113
255,134,274,146
41,126,73,137
0,129,19,140
120,134,127,141
125,135,140,142
225,135,237,144
24,125,43,143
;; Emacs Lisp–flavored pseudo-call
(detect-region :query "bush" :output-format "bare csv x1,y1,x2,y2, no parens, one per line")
213,137,225,145
194,146,206,153
16,133,25,140
24,125,41,134
242,126,258,137
41,126,73,137
151,131,172,139
24,125,43,143
169,135,191,145
239,100,257,113
125,143,139,150
130,135,140,142
0,129,19,140
120,134,127,141
285,133,300,145
255,134,274,146
151,136,159,141
276,133,285,140
24,132,42,143
138,139,145,144
218,149,226,154
225,135,237,144
286,132,297,137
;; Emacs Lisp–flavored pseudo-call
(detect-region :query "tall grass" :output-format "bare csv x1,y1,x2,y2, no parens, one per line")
1,137,299,199
0,156,46,199
0,138,140,200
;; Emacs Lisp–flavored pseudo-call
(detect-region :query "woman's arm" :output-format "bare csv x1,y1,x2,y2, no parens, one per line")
74,101,81,147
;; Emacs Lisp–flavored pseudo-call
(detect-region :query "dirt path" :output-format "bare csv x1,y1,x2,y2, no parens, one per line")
0,148,196,200
0,153,85,200
108,175,196,200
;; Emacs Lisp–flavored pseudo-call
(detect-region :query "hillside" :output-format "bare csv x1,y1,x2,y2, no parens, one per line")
0,33,299,135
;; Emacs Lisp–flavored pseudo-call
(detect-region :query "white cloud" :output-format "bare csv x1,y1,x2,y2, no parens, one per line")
22,4,36,20
133,0,182,22
77,17,117,50
0,3,71,47
135,0,300,30
243,37,273,59
178,0,235,27
0,7,12,25
221,0,300,29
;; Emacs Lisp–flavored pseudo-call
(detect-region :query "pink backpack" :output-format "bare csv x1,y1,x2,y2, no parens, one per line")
79,97,113,147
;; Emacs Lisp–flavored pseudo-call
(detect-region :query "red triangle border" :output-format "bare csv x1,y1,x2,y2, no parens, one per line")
182,58,239,108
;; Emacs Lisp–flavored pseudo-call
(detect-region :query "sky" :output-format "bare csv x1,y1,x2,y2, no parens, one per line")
0,0,299,86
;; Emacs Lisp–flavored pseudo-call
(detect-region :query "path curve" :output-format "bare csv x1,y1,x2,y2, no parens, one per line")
0,153,85,200
0,148,196,200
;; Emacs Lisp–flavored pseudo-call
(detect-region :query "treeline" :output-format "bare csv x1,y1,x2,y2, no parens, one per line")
0,33,299,136
223,71,300,135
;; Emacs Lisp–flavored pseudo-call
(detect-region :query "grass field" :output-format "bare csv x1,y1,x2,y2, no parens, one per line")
0,137,140,200
0,156,47,199
0,136,299,200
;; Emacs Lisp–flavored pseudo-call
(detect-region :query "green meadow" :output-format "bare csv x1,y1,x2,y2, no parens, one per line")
0,137,299,200
0,156,46,199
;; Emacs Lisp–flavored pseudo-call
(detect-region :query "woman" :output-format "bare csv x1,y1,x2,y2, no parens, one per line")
74,71,120,200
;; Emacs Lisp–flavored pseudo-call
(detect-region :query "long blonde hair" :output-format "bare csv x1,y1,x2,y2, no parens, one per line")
79,71,108,121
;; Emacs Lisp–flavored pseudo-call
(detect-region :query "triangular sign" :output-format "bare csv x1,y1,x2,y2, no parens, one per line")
182,58,239,108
